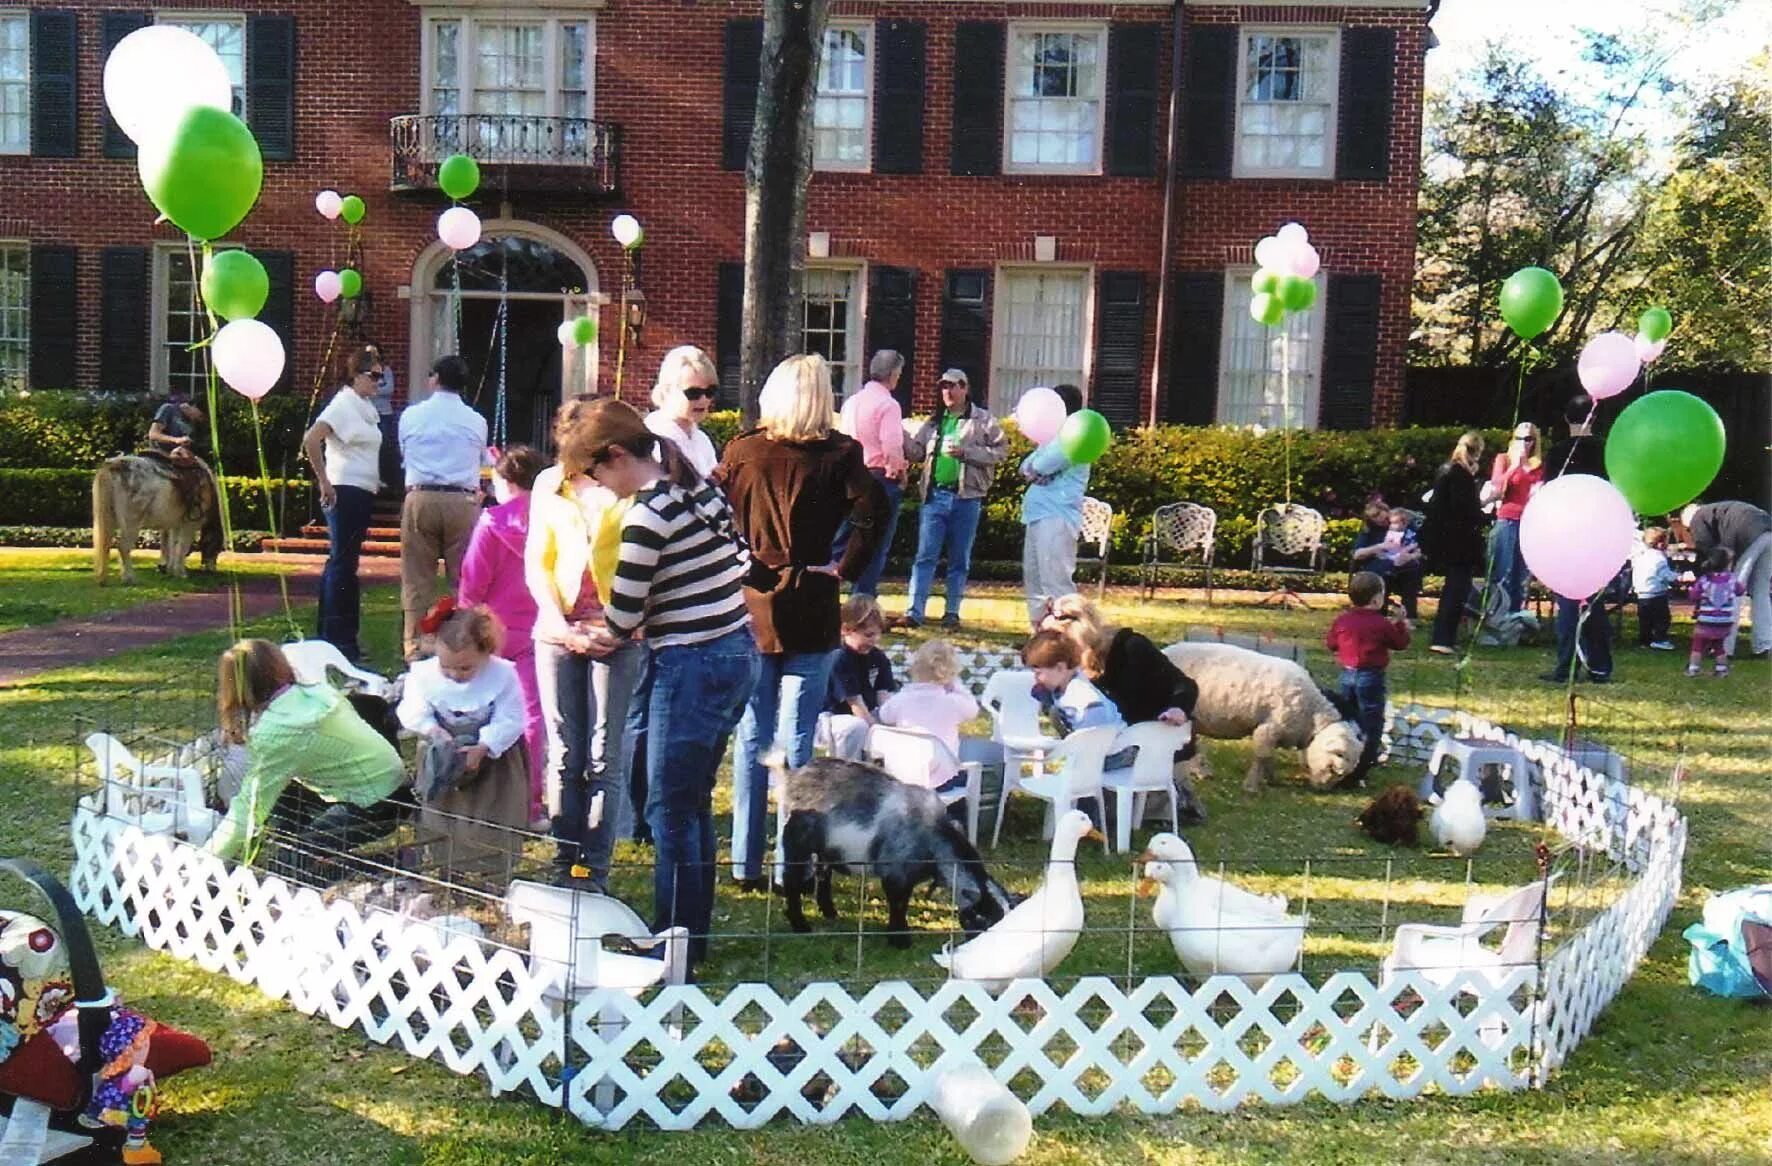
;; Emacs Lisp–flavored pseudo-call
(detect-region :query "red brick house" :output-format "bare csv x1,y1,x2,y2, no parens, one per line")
0,0,1428,448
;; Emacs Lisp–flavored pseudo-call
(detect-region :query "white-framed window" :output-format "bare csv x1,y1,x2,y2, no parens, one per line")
813,22,871,171
1217,269,1326,429
153,246,209,399
424,13,597,163
156,14,247,119
991,267,1092,416
1005,24,1106,174
802,264,864,400
0,13,28,155
0,243,27,390
1234,27,1338,179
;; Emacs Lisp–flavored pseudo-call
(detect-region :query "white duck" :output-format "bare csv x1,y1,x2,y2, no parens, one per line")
1429,780,1487,855
1139,835,1305,986
1142,832,1289,916
933,809,1098,993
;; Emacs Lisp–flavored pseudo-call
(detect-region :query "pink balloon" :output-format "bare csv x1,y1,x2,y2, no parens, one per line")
1285,240,1321,279
1576,331,1641,400
1014,386,1067,445
1276,222,1309,246
437,205,482,251
1252,236,1285,272
314,270,341,303
1520,475,1636,599
1634,333,1666,363
315,190,342,220
211,319,285,401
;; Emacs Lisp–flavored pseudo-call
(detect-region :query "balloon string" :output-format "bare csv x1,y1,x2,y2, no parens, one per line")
250,397,299,640
1280,324,1293,508
191,238,243,639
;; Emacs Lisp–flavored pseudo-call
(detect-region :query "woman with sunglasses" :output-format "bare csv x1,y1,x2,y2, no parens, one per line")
644,345,722,479
1487,421,1544,613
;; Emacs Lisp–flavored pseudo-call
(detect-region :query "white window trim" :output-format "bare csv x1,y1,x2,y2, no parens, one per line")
812,20,874,174
150,242,240,398
1215,266,1327,430
1232,24,1340,180
1002,22,1108,177
0,11,29,157
153,11,248,120
987,263,1096,415
803,260,867,401
420,11,598,122
0,239,27,388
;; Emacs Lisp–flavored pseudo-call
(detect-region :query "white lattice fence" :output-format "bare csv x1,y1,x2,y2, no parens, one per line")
881,644,1022,697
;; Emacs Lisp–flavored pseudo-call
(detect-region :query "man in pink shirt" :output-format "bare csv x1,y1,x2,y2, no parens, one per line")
836,350,909,597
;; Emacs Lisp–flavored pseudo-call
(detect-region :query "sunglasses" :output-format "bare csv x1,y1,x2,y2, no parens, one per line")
940,380,965,389
682,387,718,401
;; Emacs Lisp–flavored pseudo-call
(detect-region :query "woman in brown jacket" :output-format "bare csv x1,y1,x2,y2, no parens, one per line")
717,354,886,890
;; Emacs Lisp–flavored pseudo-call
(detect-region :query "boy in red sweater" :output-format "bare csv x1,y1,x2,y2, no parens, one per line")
1325,572,1412,787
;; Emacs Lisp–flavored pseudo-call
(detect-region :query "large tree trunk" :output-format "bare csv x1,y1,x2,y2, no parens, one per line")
739,0,830,426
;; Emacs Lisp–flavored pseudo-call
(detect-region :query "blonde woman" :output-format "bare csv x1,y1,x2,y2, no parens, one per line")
1487,421,1543,613
644,345,721,478
1421,431,1489,653
715,353,887,889
1038,594,1197,728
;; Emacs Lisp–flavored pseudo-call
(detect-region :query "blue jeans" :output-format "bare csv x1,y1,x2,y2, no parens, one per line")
842,470,901,597
1552,595,1613,681
535,637,644,886
1339,666,1388,784
1488,519,1528,613
317,484,374,660
730,649,836,879
908,488,983,622
626,644,653,843
646,628,758,959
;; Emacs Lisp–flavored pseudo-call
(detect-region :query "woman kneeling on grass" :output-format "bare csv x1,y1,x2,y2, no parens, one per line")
556,397,761,968
207,639,407,882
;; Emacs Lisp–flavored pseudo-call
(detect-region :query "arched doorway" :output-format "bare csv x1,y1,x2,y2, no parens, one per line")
409,221,601,452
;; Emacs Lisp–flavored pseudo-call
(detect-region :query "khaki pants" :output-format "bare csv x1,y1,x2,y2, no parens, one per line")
401,489,481,657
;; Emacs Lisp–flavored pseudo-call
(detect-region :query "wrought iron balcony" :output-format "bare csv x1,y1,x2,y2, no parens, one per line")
390,114,622,197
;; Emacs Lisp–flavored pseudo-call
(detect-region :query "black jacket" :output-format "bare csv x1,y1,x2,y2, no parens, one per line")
1421,462,1487,571
1095,628,1198,724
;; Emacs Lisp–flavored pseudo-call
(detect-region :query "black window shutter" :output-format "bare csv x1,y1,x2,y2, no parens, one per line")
865,266,918,411
938,269,991,406
1178,24,1236,180
28,245,77,389
949,22,1004,177
1106,25,1159,178
721,20,764,172
248,15,297,162
257,250,296,392
99,247,149,391
29,11,77,159
1093,272,1146,427
1336,28,1395,181
1320,273,1382,430
101,12,150,159
1166,272,1223,424
874,20,926,175
715,261,745,408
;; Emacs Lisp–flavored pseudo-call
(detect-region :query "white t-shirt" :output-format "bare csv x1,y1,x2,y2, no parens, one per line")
395,655,526,757
644,410,718,479
317,387,383,492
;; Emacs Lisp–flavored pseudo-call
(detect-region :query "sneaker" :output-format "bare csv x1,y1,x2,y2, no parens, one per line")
939,613,962,631
1649,641,1676,651
1685,664,1701,677
1428,645,1456,656
1715,664,1730,677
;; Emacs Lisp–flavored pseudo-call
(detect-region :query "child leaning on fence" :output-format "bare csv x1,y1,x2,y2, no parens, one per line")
1688,546,1746,678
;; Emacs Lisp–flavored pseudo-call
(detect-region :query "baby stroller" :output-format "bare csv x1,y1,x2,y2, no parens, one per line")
0,858,211,1164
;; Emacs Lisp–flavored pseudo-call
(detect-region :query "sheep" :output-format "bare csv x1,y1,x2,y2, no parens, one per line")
771,755,1015,948
1161,641,1365,793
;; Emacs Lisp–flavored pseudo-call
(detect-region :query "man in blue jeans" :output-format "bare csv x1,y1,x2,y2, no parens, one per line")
894,369,1008,630
835,350,909,597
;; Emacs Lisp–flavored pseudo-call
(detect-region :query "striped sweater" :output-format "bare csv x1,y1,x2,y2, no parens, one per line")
604,475,753,647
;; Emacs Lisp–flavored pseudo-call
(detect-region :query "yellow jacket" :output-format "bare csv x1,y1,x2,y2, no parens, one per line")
524,464,627,641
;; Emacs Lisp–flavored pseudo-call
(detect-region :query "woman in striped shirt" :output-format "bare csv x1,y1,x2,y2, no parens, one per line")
560,398,760,965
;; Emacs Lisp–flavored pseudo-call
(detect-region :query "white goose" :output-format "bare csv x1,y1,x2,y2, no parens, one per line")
1142,832,1289,916
1139,834,1305,986
1429,781,1487,855
933,809,1099,993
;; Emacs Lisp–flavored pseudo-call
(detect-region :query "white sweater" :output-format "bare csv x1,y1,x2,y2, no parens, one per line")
396,655,526,757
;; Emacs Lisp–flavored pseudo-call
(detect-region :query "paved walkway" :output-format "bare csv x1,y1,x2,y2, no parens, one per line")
0,557,399,687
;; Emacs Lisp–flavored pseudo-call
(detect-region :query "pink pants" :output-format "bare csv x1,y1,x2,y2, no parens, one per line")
506,641,547,815
1691,625,1732,662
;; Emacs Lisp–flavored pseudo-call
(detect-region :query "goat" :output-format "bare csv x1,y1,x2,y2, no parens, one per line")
771,755,1015,948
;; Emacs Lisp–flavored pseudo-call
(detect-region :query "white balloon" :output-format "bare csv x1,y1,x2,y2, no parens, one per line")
211,319,286,401
438,206,483,251
1253,236,1285,272
103,26,234,149
314,271,342,303
556,320,579,347
1634,333,1667,363
315,190,343,220
1287,240,1322,279
611,213,643,249
1276,221,1309,245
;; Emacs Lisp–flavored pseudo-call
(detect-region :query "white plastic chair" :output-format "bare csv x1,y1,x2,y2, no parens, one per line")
280,639,392,698
1078,496,1114,600
1141,502,1217,603
1009,724,1118,854
980,670,1059,850
1099,721,1193,854
865,724,984,845
505,879,689,998
83,731,218,844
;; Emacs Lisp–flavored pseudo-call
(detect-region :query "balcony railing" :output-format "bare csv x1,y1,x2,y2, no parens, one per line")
390,114,622,197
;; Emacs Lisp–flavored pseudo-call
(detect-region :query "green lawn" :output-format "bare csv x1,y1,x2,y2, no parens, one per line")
0,548,300,634
0,578,1767,1164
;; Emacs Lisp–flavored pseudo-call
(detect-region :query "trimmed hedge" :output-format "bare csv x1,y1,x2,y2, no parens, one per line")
0,525,273,552
0,391,313,476
0,468,313,533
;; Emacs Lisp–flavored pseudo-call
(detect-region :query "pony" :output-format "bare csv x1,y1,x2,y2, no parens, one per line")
92,454,223,583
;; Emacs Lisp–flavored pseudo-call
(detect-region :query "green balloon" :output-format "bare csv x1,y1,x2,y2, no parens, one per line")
200,248,269,322
1251,268,1281,295
340,195,366,225
438,154,481,200
338,268,363,299
1057,409,1112,466
136,106,263,242
1249,292,1285,327
1498,266,1564,340
572,315,598,346
1638,307,1673,343
1278,275,1317,312
1604,390,1725,516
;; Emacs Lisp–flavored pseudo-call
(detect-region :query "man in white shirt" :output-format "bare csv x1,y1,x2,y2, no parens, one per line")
302,351,384,662
397,354,489,658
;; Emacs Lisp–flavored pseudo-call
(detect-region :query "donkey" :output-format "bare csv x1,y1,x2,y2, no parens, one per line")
92,454,223,583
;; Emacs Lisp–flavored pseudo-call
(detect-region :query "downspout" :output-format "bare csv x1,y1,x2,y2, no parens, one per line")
1147,0,1186,428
